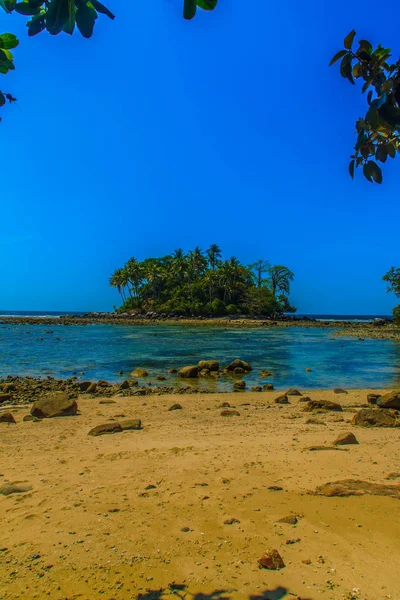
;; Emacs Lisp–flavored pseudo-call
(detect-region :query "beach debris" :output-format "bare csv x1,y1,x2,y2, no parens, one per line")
277,515,298,525
198,360,219,371
31,392,78,419
178,366,199,378
119,419,142,430
313,479,400,499
220,409,240,417
130,368,149,378
251,386,262,392
88,422,123,436
258,549,285,570
377,390,400,409
0,394,11,404
224,518,240,525
263,384,274,391
168,403,182,411
333,432,359,445
225,359,252,373
352,408,397,427
367,393,381,405
303,399,343,412
285,388,302,396
275,395,289,404
0,482,32,496
233,381,246,391
333,388,348,394
0,412,16,424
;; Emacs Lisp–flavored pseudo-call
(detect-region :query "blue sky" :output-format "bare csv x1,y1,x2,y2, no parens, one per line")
1,0,399,314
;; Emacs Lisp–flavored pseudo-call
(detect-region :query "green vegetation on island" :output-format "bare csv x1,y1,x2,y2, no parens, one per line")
383,267,400,324
109,245,295,317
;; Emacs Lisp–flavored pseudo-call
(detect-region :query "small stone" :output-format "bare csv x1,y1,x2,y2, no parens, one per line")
233,380,246,391
305,417,326,425
168,404,182,411
168,368,178,374
119,419,142,430
99,399,116,405
258,549,285,570
285,388,302,396
260,370,273,378
224,518,240,525
352,408,397,427
225,359,252,373
31,393,77,419
119,380,130,390
251,386,262,392
0,412,16,424
97,380,111,388
180,527,191,532
88,423,123,436
305,368,312,372
277,515,298,525
274,395,289,404
286,538,301,544
302,559,312,565
178,366,199,379
157,375,166,381
377,391,400,409
268,486,283,491
263,384,274,391
131,368,149,378
221,410,240,417
367,393,381,405
219,402,231,408
198,360,219,372
23,414,40,422
333,432,359,446
303,399,342,412
333,388,348,394
0,394,11,404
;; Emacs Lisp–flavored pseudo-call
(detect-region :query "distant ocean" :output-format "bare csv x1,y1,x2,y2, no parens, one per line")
0,310,86,318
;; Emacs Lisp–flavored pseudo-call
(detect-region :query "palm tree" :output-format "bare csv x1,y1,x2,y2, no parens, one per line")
249,259,271,288
202,270,218,303
188,246,207,277
109,269,127,302
125,257,143,299
143,261,164,300
268,265,295,297
206,244,222,270
171,248,187,283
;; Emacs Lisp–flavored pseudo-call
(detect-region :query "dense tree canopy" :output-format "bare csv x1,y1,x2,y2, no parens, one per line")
109,246,296,317
383,267,400,323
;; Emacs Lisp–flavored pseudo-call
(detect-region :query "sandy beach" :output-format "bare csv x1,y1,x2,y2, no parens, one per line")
1,388,399,600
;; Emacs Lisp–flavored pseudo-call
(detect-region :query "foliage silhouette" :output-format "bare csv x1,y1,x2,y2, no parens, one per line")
136,586,291,600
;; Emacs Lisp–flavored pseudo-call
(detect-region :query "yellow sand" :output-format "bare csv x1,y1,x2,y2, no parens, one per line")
1,389,399,600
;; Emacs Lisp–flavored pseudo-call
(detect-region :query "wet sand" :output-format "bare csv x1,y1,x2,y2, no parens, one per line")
1,389,399,600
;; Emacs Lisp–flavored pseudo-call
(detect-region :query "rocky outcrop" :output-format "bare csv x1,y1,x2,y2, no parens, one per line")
31,392,78,419
263,383,274,391
377,391,400,409
198,360,219,371
225,359,252,373
130,368,148,378
178,366,199,378
314,479,400,499
352,408,397,427
303,399,343,412
233,380,246,391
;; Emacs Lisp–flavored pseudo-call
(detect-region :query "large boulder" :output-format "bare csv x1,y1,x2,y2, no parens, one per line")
178,366,199,378
352,408,397,427
303,399,343,412
377,391,400,410
31,392,78,419
225,359,252,373
77,381,93,392
198,360,219,372
131,368,149,378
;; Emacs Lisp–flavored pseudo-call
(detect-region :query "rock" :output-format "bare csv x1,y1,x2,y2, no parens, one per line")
198,360,219,372
223,518,240,525
285,388,302,396
299,396,311,402
258,549,285,570
168,403,182,411
386,472,400,480
0,383,15,392
260,370,272,378
0,482,32,496
303,399,343,412
233,380,246,391
305,368,312,372
23,414,40,422
119,380,130,390
314,479,400,500
178,366,199,378
221,410,240,417
119,419,142,430
99,399,116,405
0,412,16,424
251,386,262,392
333,432,359,445
199,368,211,377
157,375,166,381
225,359,252,373
88,423,123,436
352,408,397,427
367,393,381,405
333,388,348,394
263,384,274,391
131,368,149,378
305,445,348,452
377,390,400,409
168,368,178,374
274,395,289,404
0,394,11,404
31,392,78,419
97,380,111,388
277,515,298,525
305,417,326,425
219,402,231,408
86,383,97,394
77,381,93,392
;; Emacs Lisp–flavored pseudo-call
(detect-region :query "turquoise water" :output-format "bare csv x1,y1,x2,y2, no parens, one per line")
1,323,399,391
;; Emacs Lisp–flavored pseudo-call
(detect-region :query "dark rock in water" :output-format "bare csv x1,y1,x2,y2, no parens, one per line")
367,393,381,405
221,410,240,417
88,422,123,436
305,368,312,372
198,360,219,372
333,432,359,445
97,380,111,388
168,368,178,374
232,367,245,377
178,366,199,378
23,414,40,422
263,384,274,391
352,408,397,427
275,395,289,404
0,482,32,496
168,403,182,411
314,479,400,499
258,549,285,570
277,515,298,525
233,380,246,391
303,399,343,412
131,368,149,378
0,394,11,404
225,359,252,373
199,368,211,377
285,388,302,396
119,419,142,430
0,412,16,424
157,375,166,381
119,380,130,390
251,386,262,392
77,381,93,392
260,370,272,378
377,391,400,409
333,388,348,394
31,392,78,419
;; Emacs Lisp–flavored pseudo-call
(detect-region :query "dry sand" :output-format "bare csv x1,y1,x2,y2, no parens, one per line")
1,389,399,600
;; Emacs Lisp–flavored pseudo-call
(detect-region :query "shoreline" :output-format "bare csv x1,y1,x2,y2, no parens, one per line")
1,314,399,340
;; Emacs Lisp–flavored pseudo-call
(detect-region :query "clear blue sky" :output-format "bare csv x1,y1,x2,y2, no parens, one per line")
1,0,399,314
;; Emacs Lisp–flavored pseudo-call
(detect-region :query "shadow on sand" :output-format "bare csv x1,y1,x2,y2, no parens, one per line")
136,585,311,600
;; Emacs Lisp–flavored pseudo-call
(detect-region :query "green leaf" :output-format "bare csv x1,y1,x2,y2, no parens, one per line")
62,0,75,34
90,0,115,19
0,91,5,107
349,159,355,179
367,90,373,105
0,33,19,49
387,143,396,158
0,0,10,12
14,1,40,15
375,145,388,163
358,40,372,54
344,29,356,50
340,54,354,84
27,13,46,35
46,0,71,35
76,1,97,38
197,0,217,9
363,162,373,182
366,105,380,129
369,160,383,183
183,0,196,19
329,49,348,67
